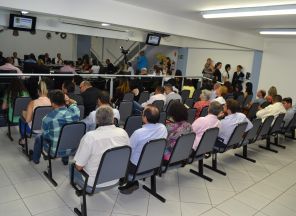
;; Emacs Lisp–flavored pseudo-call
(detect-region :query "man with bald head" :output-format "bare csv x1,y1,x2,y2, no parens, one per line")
119,104,167,194
80,81,100,117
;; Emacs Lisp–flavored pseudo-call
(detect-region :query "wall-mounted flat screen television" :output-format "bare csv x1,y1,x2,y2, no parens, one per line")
9,14,36,31
146,33,161,46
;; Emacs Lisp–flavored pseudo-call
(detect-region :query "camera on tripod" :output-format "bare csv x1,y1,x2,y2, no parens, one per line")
120,46,129,55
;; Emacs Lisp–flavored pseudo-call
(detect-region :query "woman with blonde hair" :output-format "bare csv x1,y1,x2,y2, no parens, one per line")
111,78,131,107
266,86,277,103
19,80,51,146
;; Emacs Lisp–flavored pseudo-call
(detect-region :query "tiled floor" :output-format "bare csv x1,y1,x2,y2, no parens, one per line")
1,126,296,216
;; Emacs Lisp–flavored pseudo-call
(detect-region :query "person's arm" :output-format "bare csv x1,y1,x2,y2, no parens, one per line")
256,106,269,119
24,100,34,123
74,135,91,170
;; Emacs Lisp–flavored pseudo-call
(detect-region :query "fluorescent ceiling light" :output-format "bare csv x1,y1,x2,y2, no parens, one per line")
101,23,110,26
260,30,296,35
202,4,296,18
21,11,29,15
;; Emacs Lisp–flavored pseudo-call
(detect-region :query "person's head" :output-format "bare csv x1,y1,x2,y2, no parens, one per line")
37,59,44,65
29,53,36,61
96,105,114,127
200,89,211,101
257,89,266,98
215,62,222,70
44,53,49,58
92,59,98,66
7,78,27,102
73,75,83,86
206,58,212,64
225,99,240,115
48,90,65,108
184,79,193,86
38,80,48,96
142,104,160,124
140,68,148,75
216,86,228,97
57,53,61,59
0,51,3,57
155,86,164,95
245,82,253,95
268,86,277,97
282,97,293,110
97,91,111,106
139,51,145,56
208,101,223,116
13,52,17,58
79,81,92,93
213,83,221,91
63,60,70,66
6,57,13,64
105,59,110,64
225,64,231,72
62,80,75,94
118,78,130,93
164,83,173,94
127,62,132,67
237,65,243,72
272,95,282,103
175,69,182,76
167,101,188,122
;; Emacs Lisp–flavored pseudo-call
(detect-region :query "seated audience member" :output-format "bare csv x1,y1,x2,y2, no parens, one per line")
244,82,253,98
73,75,83,94
282,97,295,127
19,81,51,145
181,79,195,98
111,78,131,107
29,90,80,164
119,104,168,194
83,91,120,131
191,101,222,152
24,53,37,64
164,102,192,161
217,99,253,145
224,81,234,99
0,57,23,74
44,53,51,64
253,90,266,106
193,89,211,118
0,51,5,66
60,61,76,73
256,95,286,121
210,83,221,100
266,86,277,104
56,53,63,64
80,81,100,117
2,79,29,124
71,105,130,188
12,52,21,67
106,59,116,74
164,83,182,108
213,86,227,105
89,59,100,74
233,84,244,100
62,80,83,105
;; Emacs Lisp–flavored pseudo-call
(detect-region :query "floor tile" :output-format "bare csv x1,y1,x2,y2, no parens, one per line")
0,200,31,216
180,186,211,204
181,202,212,216
234,190,271,210
35,206,75,216
217,198,257,216
147,197,181,216
199,208,229,216
14,178,52,198
208,189,235,205
261,201,296,216
0,185,21,204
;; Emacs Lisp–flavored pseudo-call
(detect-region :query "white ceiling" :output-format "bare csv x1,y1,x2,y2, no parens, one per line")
116,0,296,35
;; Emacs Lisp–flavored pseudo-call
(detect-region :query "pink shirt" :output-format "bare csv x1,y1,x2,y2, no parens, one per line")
59,65,76,73
0,63,22,74
192,114,220,151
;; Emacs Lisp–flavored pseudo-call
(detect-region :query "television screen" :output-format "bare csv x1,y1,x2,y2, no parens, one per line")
146,34,161,46
9,14,36,31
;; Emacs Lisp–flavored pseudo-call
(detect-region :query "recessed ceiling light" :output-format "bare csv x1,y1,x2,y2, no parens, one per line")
101,23,110,26
260,30,296,35
21,11,29,15
202,4,296,18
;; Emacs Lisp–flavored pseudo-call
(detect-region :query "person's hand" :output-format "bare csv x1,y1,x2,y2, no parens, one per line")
65,94,76,105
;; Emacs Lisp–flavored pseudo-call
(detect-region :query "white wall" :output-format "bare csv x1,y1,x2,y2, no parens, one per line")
186,48,254,76
0,29,76,60
259,38,296,102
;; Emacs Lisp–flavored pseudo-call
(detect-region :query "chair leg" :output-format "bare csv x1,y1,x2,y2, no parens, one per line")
43,157,58,187
259,137,278,153
7,123,13,141
204,153,226,176
285,129,296,140
269,134,286,149
190,159,213,182
142,175,166,202
74,191,87,216
235,145,256,163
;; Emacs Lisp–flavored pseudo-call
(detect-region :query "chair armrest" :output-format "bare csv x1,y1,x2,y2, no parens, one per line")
70,163,90,195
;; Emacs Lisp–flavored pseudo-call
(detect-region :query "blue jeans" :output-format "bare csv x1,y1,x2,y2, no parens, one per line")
19,118,31,139
133,101,144,115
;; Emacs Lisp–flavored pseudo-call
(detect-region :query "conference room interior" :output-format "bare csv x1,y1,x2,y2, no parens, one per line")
1,1,296,216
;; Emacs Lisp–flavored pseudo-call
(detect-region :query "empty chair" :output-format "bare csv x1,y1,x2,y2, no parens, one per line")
185,98,194,108
71,146,131,216
43,122,86,186
235,118,262,163
199,106,209,118
243,94,253,108
280,112,296,139
123,92,134,101
247,102,259,121
124,115,142,137
137,91,150,105
7,97,31,141
180,90,190,103
158,111,166,125
152,100,164,112
187,108,197,124
118,101,133,125
189,127,219,182
192,89,201,102
77,105,85,120
165,99,179,112
255,116,274,143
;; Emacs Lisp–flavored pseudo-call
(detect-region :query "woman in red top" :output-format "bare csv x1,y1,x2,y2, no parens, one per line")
193,89,211,119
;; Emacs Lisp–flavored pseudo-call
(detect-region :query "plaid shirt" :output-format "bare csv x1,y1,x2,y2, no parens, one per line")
42,104,80,156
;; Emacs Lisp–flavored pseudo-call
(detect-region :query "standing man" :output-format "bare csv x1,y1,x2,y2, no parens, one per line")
232,65,245,87
137,51,148,74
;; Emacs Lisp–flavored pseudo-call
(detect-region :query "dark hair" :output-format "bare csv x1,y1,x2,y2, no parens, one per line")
245,82,253,95
127,62,132,67
283,97,292,104
224,81,233,93
92,59,98,65
155,86,164,94
273,95,282,103
6,78,27,104
226,99,240,114
175,69,182,76
29,53,36,61
143,104,160,124
73,75,83,85
184,79,193,86
237,65,243,70
215,62,222,69
235,84,243,92
98,91,110,104
167,102,188,122
225,64,231,71
48,90,65,106
259,90,266,98
63,80,75,93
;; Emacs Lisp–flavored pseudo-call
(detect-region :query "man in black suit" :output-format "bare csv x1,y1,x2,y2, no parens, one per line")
79,81,100,117
232,65,245,87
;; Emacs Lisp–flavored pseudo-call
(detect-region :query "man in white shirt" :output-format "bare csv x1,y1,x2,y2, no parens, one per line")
90,59,100,74
164,83,182,108
82,91,120,131
71,105,130,188
0,57,23,74
218,99,253,145
256,95,286,121
12,52,20,67
119,104,167,194
282,97,295,127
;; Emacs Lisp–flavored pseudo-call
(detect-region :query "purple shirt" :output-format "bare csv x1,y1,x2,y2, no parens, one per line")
59,65,76,73
0,63,22,74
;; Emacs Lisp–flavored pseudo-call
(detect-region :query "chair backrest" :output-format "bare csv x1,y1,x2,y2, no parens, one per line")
185,98,194,108
93,146,131,193
195,127,219,156
284,112,296,131
123,92,134,101
55,122,86,157
256,116,274,140
247,103,259,120
124,115,142,137
240,118,262,146
180,90,190,103
152,100,164,112
159,111,166,124
166,99,179,112
199,106,209,118
77,105,85,120
261,101,270,109
119,101,133,124
138,91,150,104
243,95,253,108
269,113,285,134
192,89,201,102
227,122,248,147
187,108,197,124
13,97,31,117
236,95,245,107
136,139,166,174
31,106,53,131
168,133,196,165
